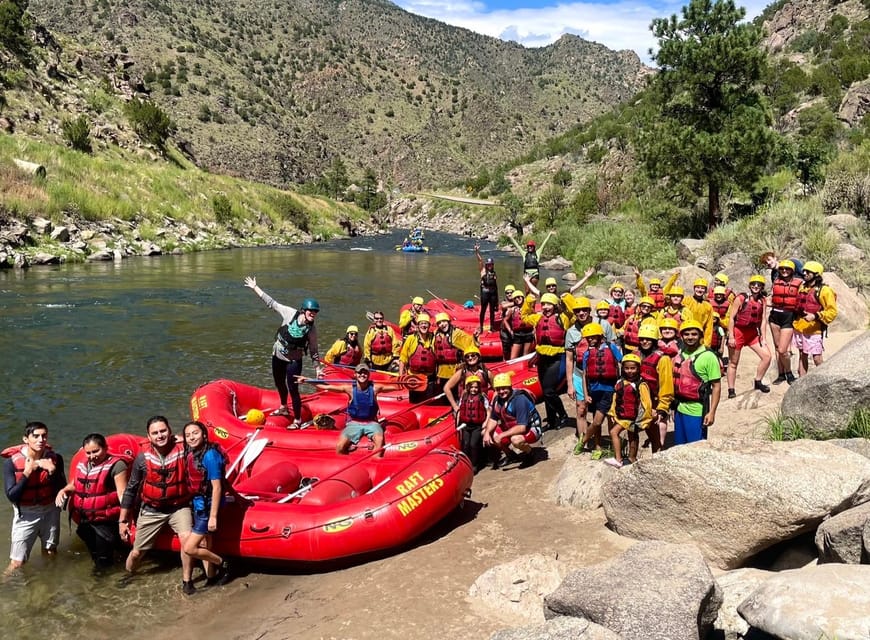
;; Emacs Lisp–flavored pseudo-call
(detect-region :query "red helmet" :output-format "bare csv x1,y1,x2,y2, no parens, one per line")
526,240,536,248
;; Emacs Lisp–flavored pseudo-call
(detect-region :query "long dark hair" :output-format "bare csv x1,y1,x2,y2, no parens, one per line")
183,421,224,470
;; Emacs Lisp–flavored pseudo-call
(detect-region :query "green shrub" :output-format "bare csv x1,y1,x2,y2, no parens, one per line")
551,220,677,271
269,193,310,232
123,98,176,150
212,193,233,224
0,0,30,55
552,167,572,187
844,407,870,439
61,115,92,153
763,410,808,441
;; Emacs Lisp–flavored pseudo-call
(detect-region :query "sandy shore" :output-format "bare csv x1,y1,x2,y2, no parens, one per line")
152,329,865,640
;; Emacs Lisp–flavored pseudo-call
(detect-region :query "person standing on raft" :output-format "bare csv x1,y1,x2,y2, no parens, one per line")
474,245,499,333
244,276,321,427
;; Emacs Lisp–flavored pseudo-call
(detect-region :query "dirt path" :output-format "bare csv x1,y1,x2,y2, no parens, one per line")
157,330,864,640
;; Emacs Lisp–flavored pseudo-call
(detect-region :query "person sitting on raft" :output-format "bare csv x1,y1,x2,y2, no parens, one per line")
323,325,362,367
300,363,403,456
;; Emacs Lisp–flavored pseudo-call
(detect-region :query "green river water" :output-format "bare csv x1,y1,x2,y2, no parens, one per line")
0,231,534,639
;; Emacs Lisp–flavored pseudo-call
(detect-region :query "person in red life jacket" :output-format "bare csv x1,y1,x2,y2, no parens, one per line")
181,421,232,588
499,284,518,359
564,295,595,448
432,312,474,391
245,276,322,427
623,290,637,316
55,433,128,569
119,416,194,593
323,325,362,367
398,296,431,337
657,318,681,357
444,345,492,414
604,354,654,468
708,273,735,306
656,286,693,327
636,324,673,452
3,421,66,574
579,323,623,453
596,299,625,334
399,313,438,402
604,281,628,314
483,373,543,469
456,374,491,473
522,291,572,431
709,286,733,363
634,267,679,310
725,275,772,399
767,260,803,385
792,261,838,377
619,296,657,352
672,321,721,445
363,311,400,372
475,245,500,333
504,290,536,359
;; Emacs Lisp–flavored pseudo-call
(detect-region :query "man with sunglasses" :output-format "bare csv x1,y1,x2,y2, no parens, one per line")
4,421,66,574
399,313,438,402
363,311,400,372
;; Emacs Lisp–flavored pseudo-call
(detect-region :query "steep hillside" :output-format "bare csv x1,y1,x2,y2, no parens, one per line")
24,0,648,189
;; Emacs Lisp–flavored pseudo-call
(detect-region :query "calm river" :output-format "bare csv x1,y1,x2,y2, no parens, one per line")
0,230,539,639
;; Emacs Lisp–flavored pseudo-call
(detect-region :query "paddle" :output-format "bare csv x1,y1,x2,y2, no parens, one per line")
304,376,427,391
426,288,451,310
226,430,260,477
238,437,269,475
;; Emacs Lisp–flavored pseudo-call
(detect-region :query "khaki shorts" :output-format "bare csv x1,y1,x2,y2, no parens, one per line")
133,506,192,551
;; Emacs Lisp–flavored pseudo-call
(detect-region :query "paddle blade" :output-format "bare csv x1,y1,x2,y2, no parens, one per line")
398,374,427,390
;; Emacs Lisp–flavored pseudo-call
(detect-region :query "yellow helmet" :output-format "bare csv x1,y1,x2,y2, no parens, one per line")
679,320,704,334
540,293,560,306
244,408,266,425
713,286,727,296
638,296,655,306
595,300,610,311
610,281,625,291
804,260,824,276
512,290,525,300
416,313,431,324
581,323,604,338
504,284,516,293
777,259,795,270
621,353,642,365
749,274,766,285
346,325,359,334
659,318,680,331
714,272,729,285
435,312,451,323
545,277,558,287
492,373,513,388
637,324,660,340
412,296,425,305
649,277,662,286
464,345,481,356
669,286,685,297
465,374,482,386
571,296,591,310
693,278,708,288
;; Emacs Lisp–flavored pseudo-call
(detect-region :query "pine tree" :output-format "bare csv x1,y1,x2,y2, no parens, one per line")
638,0,777,229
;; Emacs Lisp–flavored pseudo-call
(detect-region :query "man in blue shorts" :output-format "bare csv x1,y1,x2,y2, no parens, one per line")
580,323,623,453
672,320,722,444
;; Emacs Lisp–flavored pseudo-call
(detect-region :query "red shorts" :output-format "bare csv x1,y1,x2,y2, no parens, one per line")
495,424,541,445
732,325,761,350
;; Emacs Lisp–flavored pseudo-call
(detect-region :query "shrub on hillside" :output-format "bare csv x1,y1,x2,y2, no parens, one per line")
123,98,175,151
61,115,92,153
0,0,30,55
552,220,676,271
268,194,310,232
212,193,234,224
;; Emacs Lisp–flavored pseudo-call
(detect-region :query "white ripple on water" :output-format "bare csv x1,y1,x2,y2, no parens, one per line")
37,303,77,308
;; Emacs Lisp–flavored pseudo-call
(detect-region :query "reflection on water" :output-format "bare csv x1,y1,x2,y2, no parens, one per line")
0,230,534,638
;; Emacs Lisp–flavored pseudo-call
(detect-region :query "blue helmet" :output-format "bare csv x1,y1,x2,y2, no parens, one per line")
301,298,320,312
463,300,475,309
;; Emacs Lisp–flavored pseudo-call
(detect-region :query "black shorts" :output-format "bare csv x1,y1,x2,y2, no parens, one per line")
511,330,535,345
768,309,795,328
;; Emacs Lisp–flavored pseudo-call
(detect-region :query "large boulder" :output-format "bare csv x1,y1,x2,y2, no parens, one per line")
781,332,870,436
821,271,870,332
469,554,568,624
491,616,623,640
815,501,870,564
737,564,870,640
543,541,722,640
712,568,772,640
551,457,617,510
671,265,714,293
676,238,707,263
601,439,870,569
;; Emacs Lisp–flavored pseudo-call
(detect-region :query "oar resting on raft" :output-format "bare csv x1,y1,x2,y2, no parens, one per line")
302,377,427,391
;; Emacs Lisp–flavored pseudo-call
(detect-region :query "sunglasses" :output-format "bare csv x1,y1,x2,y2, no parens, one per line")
374,316,384,320
356,371,370,377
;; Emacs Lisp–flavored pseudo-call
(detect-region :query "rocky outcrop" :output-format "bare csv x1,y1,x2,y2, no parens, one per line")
491,616,622,640
543,542,722,640
738,564,870,640
815,501,870,564
762,0,868,53
712,568,772,640
821,271,870,331
781,332,870,435
551,457,617,510
469,554,568,624
601,439,870,569
839,79,870,128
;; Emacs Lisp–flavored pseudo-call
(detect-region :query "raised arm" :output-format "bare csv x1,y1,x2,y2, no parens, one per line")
569,266,595,293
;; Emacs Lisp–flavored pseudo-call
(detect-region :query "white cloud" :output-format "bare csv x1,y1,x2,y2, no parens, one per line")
396,1,772,64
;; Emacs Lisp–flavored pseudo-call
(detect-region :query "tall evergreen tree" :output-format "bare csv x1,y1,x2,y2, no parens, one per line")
638,0,776,229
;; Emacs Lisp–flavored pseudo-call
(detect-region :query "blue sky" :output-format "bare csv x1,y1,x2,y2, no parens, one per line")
394,1,771,63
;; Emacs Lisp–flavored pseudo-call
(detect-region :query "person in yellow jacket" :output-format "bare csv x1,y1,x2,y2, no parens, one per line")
633,267,679,310
683,278,714,347
363,311,400,372
635,324,673,452
432,312,475,389
399,313,437,401
521,291,574,430
323,326,363,366
604,354,654,468
655,286,693,327
792,261,838,377
398,296,431,337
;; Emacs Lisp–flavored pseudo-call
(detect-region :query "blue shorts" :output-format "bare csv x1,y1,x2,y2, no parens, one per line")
341,420,384,444
572,372,586,402
674,411,705,445
192,508,211,535
588,389,614,415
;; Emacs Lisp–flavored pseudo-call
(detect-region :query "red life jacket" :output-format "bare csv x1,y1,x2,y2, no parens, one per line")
733,293,765,329
585,345,620,384
607,305,626,329
614,379,644,421
710,297,731,322
368,327,394,356
639,350,663,397
459,392,488,425
569,329,589,364
658,339,679,357
660,307,684,325
492,389,540,431
622,315,646,349
535,313,567,347
337,341,362,366
509,307,533,332
140,443,190,510
459,366,491,396
70,455,121,522
407,335,437,374
796,284,832,317
771,277,801,311
186,446,226,497
649,289,666,309
707,287,733,303
434,328,463,365
672,349,709,403
9,447,58,506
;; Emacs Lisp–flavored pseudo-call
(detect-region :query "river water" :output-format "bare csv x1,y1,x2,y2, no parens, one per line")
0,230,538,639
